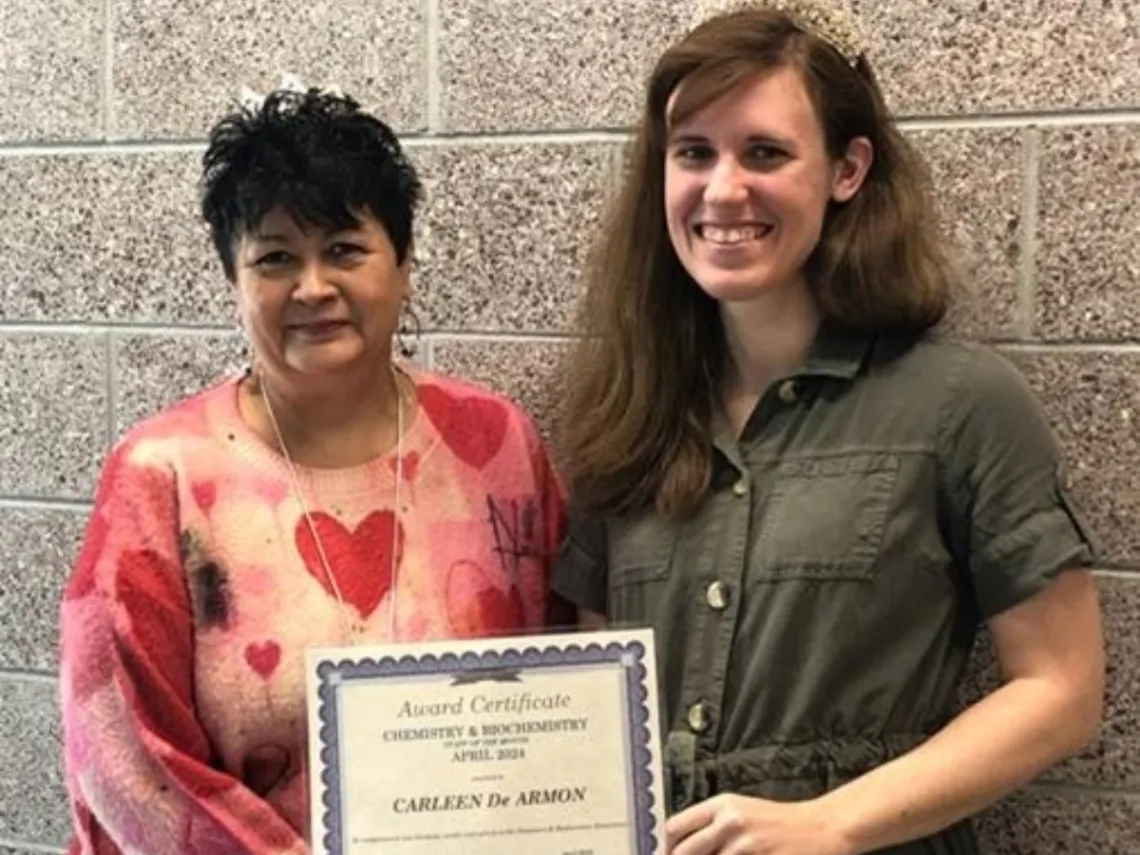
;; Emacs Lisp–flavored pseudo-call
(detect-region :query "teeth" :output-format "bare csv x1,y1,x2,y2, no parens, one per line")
700,225,770,244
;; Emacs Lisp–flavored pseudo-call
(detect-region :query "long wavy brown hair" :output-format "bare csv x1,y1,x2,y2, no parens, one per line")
557,8,954,520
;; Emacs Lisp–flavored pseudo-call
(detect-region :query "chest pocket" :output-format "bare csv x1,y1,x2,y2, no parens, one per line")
751,452,900,582
607,514,676,622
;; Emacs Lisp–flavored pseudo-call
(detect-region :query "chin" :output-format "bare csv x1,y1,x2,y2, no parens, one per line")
285,345,368,376
691,272,787,304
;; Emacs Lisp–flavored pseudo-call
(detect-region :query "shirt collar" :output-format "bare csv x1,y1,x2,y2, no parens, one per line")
708,320,874,460
794,319,874,380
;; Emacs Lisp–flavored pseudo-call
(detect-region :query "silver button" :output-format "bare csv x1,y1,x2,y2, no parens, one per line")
778,379,799,403
732,478,748,497
706,581,729,611
687,702,710,734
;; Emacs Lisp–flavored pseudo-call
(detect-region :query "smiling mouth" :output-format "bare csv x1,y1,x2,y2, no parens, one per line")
695,224,774,245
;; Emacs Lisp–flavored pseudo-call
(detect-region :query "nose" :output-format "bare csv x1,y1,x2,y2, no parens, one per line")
293,262,338,304
704,156,749,206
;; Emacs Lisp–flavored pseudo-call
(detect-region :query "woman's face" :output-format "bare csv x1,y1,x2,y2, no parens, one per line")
663,65,869,306
235,207,409,382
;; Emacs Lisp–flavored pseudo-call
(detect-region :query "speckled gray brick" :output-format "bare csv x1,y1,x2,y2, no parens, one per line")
111,0,425,139
0,0,102,142
113,332,245,438
411,143,616,333
430,338,571,440
0,507,87,673
907,129,1024,341
0,334,108,500
959,574,1140,790
1004,350,1140,567
853,0,1140,116
976,788,1140,854
439,0,698,131
0,152,230,325
1034,127,1140,340
440,0,1140,127
0,677,69,848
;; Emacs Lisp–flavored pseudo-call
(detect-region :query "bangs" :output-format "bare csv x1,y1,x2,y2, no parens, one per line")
235,152,370,237
658,60,786,144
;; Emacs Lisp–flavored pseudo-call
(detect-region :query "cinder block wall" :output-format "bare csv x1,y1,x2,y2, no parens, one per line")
1,1,1137,851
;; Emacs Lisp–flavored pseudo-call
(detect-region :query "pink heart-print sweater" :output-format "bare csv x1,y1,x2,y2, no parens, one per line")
59,367,566,854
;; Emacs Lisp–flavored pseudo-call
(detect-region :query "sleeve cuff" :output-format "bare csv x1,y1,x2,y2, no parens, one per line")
552,534,608,616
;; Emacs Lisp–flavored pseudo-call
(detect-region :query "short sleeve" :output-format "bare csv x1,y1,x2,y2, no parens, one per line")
937,345,1097,619
552,512,610,615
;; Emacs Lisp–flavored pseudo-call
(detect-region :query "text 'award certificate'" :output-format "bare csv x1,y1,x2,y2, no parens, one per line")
305,629,665,855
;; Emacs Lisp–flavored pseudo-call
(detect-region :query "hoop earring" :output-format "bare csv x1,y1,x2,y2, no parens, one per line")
396,301,423,359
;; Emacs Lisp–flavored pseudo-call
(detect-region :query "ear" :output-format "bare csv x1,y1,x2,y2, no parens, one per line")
397,239,415,299
830,136,874,203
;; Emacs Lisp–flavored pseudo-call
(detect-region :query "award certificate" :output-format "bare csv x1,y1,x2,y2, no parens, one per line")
305,629,665,855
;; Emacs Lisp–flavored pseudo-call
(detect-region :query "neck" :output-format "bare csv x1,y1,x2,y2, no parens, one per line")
719,284,820,429
249,362,406,468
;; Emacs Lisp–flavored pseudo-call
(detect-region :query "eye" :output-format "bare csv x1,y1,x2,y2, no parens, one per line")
253,250,293,269
744,143,787,165
328,242,366,261
672,143,715,165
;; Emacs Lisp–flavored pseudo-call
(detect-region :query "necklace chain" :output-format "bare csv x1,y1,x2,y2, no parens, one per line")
260,369,405,645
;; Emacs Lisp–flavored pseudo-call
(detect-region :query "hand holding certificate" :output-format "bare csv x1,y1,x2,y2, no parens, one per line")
306,630,666,855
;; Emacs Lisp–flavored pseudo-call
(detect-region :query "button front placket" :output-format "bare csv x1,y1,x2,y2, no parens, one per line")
687,701,711,734
706,580,730,611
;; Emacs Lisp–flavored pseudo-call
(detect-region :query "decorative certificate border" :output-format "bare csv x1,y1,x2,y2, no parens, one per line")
311,636,661,855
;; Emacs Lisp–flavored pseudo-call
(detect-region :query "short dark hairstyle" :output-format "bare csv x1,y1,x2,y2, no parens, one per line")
200,87,423,280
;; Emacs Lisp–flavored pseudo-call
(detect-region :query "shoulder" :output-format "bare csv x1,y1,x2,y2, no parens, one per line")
411,367,545,441
868,334,1040,417
110,376,239,471
885,338,1064,490
921,338,1043,434
871,333,1019,382
410,367,561,502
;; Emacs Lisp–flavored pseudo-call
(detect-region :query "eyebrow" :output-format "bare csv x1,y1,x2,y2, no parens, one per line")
667,132,708,145
668,131,790,145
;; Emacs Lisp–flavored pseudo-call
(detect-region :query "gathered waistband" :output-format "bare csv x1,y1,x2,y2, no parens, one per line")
665,731,930,811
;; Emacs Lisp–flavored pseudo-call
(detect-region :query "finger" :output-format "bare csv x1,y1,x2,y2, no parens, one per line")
665,799,718,849
670,811,737,855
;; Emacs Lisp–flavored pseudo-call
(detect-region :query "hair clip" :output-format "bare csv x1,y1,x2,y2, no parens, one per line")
235,73,347,113
691,0,866,66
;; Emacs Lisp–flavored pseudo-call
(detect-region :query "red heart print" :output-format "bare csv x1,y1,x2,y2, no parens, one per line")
418,385,509,471
389,451,420,482
245,641,281,679
191,482,217,514
446,560,525,637
295,511,403,618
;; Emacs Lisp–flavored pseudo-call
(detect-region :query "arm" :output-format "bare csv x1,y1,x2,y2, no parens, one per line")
818,568,1103,853
822,347,1103,854
61,441,305,855
549,510,611,631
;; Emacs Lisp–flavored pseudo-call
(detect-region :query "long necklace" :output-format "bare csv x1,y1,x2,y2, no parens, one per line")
261,368,405,645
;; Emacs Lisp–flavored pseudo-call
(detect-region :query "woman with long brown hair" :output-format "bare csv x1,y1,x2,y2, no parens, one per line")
553,2,1104,854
